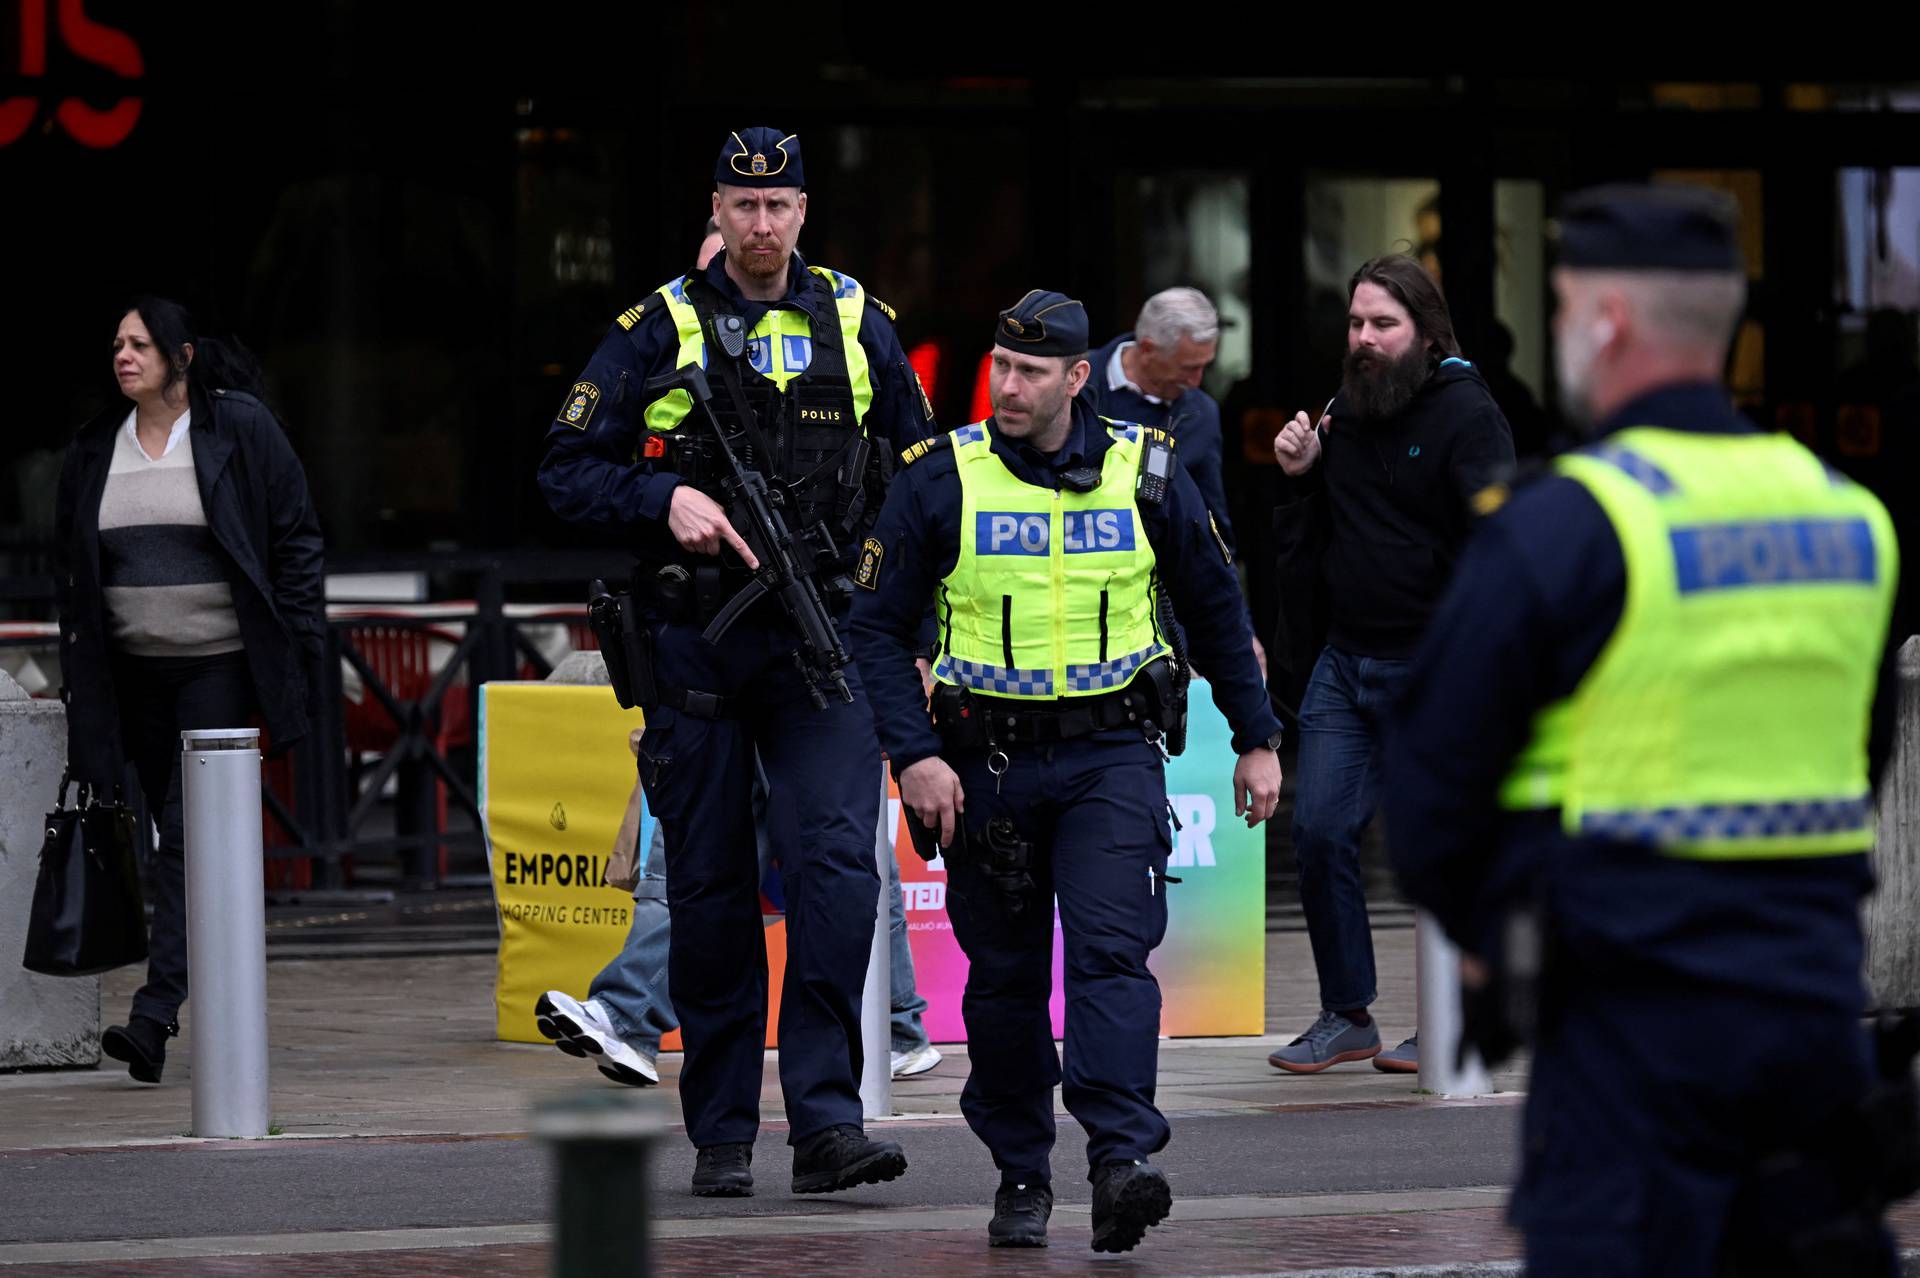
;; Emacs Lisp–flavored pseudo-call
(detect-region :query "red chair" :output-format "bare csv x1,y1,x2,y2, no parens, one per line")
339,622,473,878
260,737,312,891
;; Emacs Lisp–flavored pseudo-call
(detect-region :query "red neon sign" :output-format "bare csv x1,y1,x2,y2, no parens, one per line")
1,0,144,148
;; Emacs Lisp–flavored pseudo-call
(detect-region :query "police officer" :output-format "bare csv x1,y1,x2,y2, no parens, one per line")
850,291,1284,1253
538,127,937,1199
1384,185,1907,1276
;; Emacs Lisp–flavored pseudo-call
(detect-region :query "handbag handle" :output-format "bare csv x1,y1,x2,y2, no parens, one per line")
53,769,75,812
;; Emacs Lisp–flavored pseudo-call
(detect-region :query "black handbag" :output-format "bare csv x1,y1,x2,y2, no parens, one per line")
21,773,149,977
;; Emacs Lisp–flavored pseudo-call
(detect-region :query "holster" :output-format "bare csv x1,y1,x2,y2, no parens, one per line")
1139,656,1190,756
967,816,1041,916
588,578,655,711
586,574,732,719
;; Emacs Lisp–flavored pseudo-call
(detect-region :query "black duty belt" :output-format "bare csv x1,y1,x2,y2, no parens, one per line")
952,686,1159,746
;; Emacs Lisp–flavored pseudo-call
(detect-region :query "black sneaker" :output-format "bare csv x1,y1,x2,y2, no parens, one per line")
988,1180,1052,1248
1090,1159,1172,1254
691,1142,754,1197
790,1124,907,1194
101,1016,174,1085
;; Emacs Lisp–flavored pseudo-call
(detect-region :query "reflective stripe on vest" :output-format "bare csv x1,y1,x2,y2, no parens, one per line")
1497,426,1898,860
642,266,872,433
935,418,1165,701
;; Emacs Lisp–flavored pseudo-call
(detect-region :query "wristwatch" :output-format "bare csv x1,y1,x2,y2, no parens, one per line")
1262,731,1284,752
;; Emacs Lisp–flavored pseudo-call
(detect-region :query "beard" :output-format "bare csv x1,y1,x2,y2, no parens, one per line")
729,238,790,281
1342,345,1432,422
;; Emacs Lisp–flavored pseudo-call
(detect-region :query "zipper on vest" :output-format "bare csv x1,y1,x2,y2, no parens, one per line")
1001,595,1015,670
1098,583,1110,663
1050,489,1066,686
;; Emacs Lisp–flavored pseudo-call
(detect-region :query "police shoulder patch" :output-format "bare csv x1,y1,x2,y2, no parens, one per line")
1471,482,1511,517
899,434,954,467
856,537,885,590
558,382,601,430
614,298,650,331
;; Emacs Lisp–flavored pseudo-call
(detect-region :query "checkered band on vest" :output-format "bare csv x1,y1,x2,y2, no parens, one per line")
933,652,1055,697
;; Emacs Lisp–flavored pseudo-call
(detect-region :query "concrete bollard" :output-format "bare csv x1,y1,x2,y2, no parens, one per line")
183,728,270,1138
537,1089,669,1278
1866,636,1920,1012
859,766,893,1120
0,670,99,1069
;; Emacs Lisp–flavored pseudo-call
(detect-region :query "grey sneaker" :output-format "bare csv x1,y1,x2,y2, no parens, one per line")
1268,1011,1382,1074
1374,1034,1419,1073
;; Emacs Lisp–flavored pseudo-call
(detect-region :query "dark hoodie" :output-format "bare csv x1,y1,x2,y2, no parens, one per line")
1292,356,1515,659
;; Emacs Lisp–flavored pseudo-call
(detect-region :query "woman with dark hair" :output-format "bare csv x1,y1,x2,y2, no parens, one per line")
54,296,325,1083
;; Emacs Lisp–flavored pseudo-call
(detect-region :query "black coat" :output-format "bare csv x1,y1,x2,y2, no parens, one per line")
53,384,326,788
1268,358,1514,722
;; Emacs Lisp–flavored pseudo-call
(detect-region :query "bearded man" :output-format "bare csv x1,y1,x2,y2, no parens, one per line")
1266,254,1515,1077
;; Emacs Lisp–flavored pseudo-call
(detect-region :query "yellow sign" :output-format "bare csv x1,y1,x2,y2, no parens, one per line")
482,683,646,1043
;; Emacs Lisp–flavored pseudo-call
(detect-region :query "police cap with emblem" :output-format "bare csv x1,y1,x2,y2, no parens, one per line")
716,126,804,189
994,289,1089,357
1553,183,1743,273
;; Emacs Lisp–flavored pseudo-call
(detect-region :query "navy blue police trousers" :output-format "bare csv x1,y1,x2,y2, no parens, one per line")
636,609,881,1149
941,729,1173,1184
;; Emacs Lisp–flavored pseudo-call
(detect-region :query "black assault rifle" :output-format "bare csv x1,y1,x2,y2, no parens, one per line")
643,363,854,709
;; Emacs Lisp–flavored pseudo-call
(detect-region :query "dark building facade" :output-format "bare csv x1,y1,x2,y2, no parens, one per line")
7,11,1917,641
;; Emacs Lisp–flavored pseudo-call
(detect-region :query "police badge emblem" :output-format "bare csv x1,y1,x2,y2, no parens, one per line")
856,537,885,590
558,381,601,430
751,153,768,175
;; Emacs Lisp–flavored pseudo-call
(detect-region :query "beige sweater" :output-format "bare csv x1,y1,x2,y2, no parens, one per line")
96,415,243,658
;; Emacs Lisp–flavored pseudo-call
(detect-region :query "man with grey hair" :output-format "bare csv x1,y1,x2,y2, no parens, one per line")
1085,287,1236,555
1385,184,1906,1275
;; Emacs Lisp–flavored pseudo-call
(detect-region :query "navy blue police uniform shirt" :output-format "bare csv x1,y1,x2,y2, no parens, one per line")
1384,382,1899,1011
850,394,1283,776
1084,333,1236,552
536,252,936,559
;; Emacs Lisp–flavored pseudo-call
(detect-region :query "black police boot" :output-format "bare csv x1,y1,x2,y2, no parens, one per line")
791,1124,907,1194
1090,1159,1172,1254
691,1142,754,1197
988,1180,1052,1248
101,1016,174,1085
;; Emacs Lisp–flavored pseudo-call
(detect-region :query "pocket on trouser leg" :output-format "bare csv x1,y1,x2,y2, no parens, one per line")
1143,811,1172,952
634,706,678,794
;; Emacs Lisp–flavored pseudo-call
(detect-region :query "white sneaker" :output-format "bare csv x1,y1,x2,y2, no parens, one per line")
534,990,659,1086
890,1043,942,1078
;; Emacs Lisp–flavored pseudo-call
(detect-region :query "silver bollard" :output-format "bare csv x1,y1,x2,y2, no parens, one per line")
1414,910,1492,1098
182,727,271,1138
859,766,892,1120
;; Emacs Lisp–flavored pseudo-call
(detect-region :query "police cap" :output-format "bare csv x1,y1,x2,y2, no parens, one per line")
716,127,804,189
1553,183,1743,273
994,289,1088,356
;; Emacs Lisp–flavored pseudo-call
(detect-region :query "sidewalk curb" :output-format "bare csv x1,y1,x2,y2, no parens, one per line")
1226,1252,1920,1278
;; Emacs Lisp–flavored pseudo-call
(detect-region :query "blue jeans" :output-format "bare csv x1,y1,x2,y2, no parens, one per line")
590,751,931,1063
888,850,931,1054
1290,645,1412,1014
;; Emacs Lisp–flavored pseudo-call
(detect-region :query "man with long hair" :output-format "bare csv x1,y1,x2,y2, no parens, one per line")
1268,255,1514,1076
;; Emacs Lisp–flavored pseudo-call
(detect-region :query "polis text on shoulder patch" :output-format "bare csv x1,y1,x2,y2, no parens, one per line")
558,382,601,430
856,537,885,590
